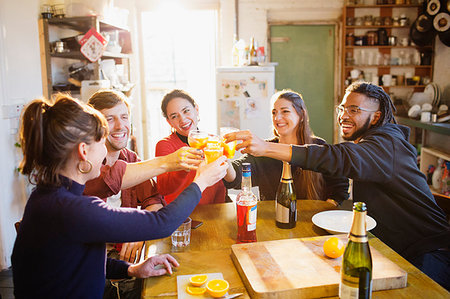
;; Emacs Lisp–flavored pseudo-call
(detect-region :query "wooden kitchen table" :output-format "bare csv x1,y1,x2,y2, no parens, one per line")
141,200,449,298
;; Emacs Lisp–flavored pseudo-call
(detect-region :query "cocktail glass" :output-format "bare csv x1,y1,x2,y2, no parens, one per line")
220,127,239,159
204,147,224,164
188,130,209,150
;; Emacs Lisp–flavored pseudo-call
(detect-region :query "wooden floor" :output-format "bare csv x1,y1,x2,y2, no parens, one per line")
0,269,13,299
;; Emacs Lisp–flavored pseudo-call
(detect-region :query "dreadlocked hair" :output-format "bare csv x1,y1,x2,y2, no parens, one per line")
345,82,397,127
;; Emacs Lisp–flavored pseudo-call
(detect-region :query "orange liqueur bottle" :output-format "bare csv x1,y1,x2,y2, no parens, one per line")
236,163,257,243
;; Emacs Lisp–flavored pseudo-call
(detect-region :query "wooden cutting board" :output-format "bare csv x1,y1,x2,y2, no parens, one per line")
231,235,407,298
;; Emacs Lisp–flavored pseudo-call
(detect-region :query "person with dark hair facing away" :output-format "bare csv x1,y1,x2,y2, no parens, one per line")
223,90,349,205
156,89,226,204
12,94,228,298
225,82,450,291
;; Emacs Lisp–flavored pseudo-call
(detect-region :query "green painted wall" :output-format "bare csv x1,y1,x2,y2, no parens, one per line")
271,25,335,143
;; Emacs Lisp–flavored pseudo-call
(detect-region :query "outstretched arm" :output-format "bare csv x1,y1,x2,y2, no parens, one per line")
225,130,293,162
121,147,203,189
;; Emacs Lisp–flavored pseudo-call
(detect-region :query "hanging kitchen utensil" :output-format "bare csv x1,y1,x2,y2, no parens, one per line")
410,14,436,46
433,12,450,31
427,0,441,16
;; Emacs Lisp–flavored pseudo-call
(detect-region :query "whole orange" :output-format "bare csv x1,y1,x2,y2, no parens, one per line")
323,237,345,259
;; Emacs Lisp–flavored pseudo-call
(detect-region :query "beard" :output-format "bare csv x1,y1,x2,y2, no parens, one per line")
106,137,127,152
342,117,372,141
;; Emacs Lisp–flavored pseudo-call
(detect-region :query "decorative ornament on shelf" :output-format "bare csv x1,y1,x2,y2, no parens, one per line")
79,28,107,62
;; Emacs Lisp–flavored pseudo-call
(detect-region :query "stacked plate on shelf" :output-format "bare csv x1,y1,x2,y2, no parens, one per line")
424,83,441,109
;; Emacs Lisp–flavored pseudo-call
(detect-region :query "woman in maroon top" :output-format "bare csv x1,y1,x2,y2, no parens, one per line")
156,89,226,204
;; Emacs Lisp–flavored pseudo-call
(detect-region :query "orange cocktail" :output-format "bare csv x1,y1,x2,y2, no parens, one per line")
204,135,223,164
188,130,209,150
204,147,224,164
220,127,239,159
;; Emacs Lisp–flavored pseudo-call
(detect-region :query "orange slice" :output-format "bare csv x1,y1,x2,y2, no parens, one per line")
206,279,229,298
186,286,206,295
189,274,208,286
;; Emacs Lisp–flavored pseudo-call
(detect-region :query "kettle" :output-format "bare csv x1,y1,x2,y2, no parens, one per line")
377,28,388,46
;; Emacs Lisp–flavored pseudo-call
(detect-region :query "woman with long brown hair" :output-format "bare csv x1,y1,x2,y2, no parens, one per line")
12,94,228,298
224,90,348,205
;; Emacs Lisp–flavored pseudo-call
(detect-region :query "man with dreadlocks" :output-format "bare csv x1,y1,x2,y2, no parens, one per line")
224,81,450,290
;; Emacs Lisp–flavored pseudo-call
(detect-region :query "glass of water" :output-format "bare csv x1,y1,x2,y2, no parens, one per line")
171,217,192,247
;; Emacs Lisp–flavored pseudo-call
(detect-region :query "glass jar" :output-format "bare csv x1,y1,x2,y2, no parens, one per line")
364,15,374,26
384,17,393,26
346,17,354,26
346,33,355,46
393,17,400,27
374,17,382,26
366,31,377,46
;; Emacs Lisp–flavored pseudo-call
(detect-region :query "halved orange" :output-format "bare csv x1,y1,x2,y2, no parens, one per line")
186,286,206,295
189,274,208,286
206,279,229,298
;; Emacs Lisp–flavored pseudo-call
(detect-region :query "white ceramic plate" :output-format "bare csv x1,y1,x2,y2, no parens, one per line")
312,210,377,235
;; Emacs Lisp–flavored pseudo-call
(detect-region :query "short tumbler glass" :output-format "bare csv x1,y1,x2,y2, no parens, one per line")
171,217,192,247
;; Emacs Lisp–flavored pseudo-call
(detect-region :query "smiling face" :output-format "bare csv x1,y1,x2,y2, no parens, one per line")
165,97,199,136
100,102,130,152
272,97,301,139
338,92,381,143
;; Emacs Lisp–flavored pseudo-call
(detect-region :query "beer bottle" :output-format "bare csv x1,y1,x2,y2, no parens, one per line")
275,162,297,229
340,202,373,299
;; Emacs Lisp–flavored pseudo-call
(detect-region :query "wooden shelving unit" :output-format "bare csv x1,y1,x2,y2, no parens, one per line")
341,3,434,97
38,16,132,100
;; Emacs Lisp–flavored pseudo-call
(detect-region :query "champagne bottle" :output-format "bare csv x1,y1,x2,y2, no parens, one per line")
340,202,373,299
248,37,258,66
236,163,258,243
275,162,297,229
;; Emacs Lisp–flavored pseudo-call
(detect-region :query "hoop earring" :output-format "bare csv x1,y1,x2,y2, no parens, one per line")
77,160,93,174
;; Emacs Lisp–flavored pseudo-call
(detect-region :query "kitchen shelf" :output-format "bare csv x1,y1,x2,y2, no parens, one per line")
345,45,432,49
51,51,130,59
48,16,129,32
396,116,450,136
344,65,431,68
384,85,427,88
346,25,411,29
346,4,421,8
38,16,133,100
341,3,434,98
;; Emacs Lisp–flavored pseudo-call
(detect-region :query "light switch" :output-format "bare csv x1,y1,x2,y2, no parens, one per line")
2,104,24,119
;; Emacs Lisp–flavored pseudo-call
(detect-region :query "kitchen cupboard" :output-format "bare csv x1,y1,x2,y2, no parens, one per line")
38,16,132,100
397,116,450,195
341,3,434,99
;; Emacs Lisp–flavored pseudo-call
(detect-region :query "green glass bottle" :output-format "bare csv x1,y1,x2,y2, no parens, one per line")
275,162,297,229
339,202,373,299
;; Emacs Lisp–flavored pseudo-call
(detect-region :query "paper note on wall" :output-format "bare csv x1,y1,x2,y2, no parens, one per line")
219,99,240,128
244,98,262,119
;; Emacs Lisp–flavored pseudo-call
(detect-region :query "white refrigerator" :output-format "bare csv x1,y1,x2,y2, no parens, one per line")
216,66,276,141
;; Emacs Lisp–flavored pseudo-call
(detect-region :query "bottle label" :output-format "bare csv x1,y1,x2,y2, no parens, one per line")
339,282,359,299
340,273,372,299
276,202,294,223
248,205,257,231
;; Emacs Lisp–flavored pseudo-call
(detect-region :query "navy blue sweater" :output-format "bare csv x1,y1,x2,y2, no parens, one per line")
12,177,201,299
291,123,450,260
